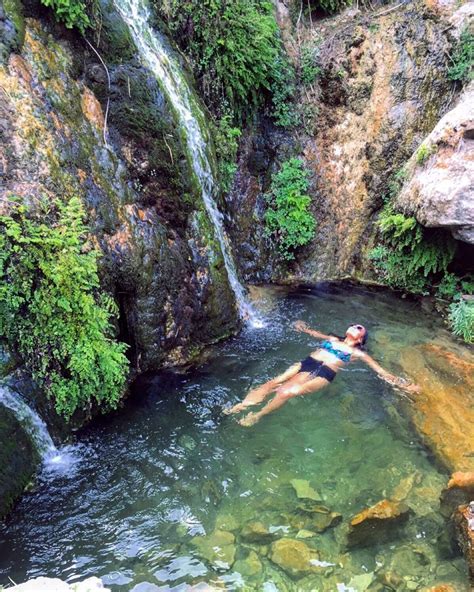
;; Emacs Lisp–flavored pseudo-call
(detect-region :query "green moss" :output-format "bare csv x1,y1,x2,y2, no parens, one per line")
3,0,25,47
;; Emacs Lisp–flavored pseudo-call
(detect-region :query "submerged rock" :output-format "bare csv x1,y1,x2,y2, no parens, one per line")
453,503,474,583
347,499,410,548
290,479,323,501
233,550,262,577
240,521,276,544
191,530,236,569
269,538,321,578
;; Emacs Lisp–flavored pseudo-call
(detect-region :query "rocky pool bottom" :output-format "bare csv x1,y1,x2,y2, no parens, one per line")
0,284,472,591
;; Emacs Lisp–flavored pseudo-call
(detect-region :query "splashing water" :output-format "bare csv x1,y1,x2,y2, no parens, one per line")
0,385,74,472
112,0,263,327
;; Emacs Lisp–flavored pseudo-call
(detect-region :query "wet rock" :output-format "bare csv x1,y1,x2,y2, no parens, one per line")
310,511,343,533
399,346,474,474
291,479,323,501
240,521,276,544
296,529,317,539
233,550,262,577
191,530,236,570
269,538,321,578
215,513,239,532
81,86,104,132
441,471,474,516
392,472,421,502
395,81,474,243
453,503,474,583
420,585,457,592
347,499,410,548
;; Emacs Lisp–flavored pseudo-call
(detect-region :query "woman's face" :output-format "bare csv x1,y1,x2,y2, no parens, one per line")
346,324,366,344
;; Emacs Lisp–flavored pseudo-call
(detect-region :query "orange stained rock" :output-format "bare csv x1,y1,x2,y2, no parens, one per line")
350,499,408,526
400,346,474,473
448,472,474,491
81,86,105,131
8,55,33,89
422,343,474,389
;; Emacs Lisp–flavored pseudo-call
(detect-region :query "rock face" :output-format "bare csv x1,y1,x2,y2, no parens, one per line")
228,1,457,281
347,499,410,548
395,82,474,243
0,15,238,377
0,403,39,518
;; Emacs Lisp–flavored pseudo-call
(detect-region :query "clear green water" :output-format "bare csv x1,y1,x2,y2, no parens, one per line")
0,284,470,590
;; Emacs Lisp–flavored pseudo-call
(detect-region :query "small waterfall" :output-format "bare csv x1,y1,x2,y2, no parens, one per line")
113,0,262,326
0,385,72,471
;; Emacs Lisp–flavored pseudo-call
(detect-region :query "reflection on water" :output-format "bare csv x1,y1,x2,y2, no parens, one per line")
0,284,471,590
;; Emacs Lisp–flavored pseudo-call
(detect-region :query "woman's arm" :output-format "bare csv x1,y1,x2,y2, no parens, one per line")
357,351,420,393
293,320,335,340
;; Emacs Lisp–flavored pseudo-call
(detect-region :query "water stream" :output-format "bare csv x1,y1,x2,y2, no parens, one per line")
0,385,75,472
0,285,470,590
113,0,259,325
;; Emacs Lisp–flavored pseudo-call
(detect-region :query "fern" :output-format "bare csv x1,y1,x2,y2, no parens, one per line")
449,299,474,344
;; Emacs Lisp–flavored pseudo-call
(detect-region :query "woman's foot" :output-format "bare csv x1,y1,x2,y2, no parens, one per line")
238,412,260,427
223,402,250,415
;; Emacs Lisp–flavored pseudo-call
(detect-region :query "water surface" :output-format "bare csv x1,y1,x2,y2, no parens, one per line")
0,284,470,590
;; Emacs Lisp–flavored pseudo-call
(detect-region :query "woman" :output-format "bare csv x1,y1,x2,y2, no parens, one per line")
226,321,419,426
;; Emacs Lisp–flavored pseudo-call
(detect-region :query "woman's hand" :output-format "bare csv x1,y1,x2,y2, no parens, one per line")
293,320,308,332
384,374,421,394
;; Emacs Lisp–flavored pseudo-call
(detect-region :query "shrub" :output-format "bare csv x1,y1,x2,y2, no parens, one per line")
309,0,353,14
264,158,316,260
153,0,281,118
0,196,129,419
300,42,321,86
369,207,456,294
448,28,474,84
270,56,300,128
40,0,91,33
449,299,474,344
213,115,241,193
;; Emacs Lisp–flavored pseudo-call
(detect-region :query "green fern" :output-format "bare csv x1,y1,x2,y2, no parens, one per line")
449,299,474,344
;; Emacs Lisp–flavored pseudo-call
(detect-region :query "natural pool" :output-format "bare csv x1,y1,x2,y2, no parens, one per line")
0,284,470,591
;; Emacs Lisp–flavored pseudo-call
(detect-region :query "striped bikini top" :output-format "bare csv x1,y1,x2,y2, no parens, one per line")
320,340,351,363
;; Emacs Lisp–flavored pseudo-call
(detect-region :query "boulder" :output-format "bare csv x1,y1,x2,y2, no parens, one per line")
269,538,321,578
240,521,275,544
233,550,262,577
191,530,236,569
347,499,410,548
395,82,474,244
453,503,474,583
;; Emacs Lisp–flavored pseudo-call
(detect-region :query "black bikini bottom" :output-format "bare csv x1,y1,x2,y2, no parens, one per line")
299,356,336,382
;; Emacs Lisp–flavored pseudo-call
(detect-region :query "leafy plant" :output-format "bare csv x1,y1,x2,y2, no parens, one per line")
153,0,281,118
300,42,321,86
449,298,474,344
269,55,300,128
213,114,242,193
0,196,129,419
264,158,316,260
40,0,91,33
448,28,474,84
309,0,353,14
415,143,436,166
369,207,456,294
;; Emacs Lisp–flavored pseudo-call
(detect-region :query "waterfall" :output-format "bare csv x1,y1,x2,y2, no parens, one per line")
0,385,72,471
113,0,262,327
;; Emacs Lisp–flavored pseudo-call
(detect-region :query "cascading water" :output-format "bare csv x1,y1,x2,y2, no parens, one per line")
0,385,72,471
113,0,263,327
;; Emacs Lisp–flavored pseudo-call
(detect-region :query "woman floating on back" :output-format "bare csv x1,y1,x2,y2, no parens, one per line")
225,321,419,426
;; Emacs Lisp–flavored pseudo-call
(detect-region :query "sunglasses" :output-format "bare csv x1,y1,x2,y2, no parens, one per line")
351,324,365,331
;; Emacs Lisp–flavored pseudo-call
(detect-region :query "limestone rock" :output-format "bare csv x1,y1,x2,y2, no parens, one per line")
347,499,410,548
233,550,262,577
395,82,474,244
240,521,275,544
191,530,236,569
269,538,320,578
453,503,474,583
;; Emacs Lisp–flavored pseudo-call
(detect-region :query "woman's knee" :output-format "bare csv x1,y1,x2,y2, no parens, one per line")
276,385,299,399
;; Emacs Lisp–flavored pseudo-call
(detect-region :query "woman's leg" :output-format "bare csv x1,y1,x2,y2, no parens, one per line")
238,376,329,426
224,363,302,414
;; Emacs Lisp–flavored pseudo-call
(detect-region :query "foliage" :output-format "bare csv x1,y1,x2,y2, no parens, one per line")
415,143,436,166
39,0,91,33
213,114,242,193
369,207,456,294
384,167,408,202
154,0,281,118
300,42,321,86
264,158,316,260
449,299,474,344
437,272,474,300
269,56,300,128
448,28,474,84
0,196,129,419
309,0,353,14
